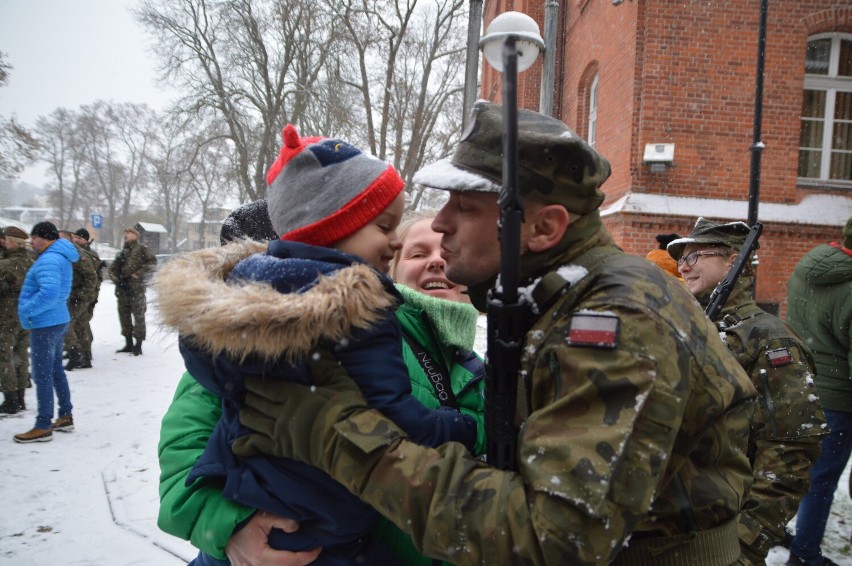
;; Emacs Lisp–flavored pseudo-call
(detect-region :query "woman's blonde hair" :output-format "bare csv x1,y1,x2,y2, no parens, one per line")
389,210,439,280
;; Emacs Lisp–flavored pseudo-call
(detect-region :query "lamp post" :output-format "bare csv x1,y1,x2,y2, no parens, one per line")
479,11,544,471
748,0,768,228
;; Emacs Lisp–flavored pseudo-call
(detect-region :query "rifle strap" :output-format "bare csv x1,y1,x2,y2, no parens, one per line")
402,332,459,410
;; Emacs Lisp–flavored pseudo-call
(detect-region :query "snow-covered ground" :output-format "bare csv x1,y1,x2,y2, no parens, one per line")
0,283,849,565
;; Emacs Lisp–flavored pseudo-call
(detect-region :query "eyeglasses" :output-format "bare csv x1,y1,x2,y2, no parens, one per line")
677,250,730,267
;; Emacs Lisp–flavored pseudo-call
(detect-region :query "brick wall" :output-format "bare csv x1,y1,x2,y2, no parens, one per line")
480,0,851,313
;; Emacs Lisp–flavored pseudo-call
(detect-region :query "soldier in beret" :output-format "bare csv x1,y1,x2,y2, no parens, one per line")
668,218,826,564
228,101,758,565
0,226,34,414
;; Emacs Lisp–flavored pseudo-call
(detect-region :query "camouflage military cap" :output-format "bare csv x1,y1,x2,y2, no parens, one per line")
413,101,611,214
666,217,757,260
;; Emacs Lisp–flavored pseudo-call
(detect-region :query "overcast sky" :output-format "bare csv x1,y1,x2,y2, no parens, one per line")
0,0,175,185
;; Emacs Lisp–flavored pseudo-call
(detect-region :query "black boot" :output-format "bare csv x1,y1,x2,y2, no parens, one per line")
0,391,19,415
116,337,134,353
16,389,25,411
79,351,92,369
64,348,82,371
132,338,143,356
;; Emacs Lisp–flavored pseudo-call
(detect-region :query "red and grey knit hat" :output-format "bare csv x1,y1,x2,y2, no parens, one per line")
266,124,404,247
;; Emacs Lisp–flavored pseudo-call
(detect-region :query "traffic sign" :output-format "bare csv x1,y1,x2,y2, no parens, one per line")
91,214,103,229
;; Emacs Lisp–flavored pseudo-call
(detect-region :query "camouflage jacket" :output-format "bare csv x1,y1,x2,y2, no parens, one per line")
109,240,156,295
313,230,757,565
68,243,100,306
699,277,826,563
0,247,34,325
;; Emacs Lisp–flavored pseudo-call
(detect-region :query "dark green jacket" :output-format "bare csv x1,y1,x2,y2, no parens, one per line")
787,243,852,412
0,247,34,324
110,240,156,295
699,276,825,562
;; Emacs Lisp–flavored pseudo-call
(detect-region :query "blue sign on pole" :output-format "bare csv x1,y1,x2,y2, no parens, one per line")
91,214,103,229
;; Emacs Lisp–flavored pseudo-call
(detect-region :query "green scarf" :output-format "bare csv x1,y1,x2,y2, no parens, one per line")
395,283,479,351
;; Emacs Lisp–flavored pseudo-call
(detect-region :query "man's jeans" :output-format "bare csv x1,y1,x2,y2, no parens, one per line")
790,408,852,564
30,323,72,430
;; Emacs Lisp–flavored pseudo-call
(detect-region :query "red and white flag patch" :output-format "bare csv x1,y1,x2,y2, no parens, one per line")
766,347,792,368
566,313,619,349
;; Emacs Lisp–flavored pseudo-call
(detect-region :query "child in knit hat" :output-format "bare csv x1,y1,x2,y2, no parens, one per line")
155,125,477,566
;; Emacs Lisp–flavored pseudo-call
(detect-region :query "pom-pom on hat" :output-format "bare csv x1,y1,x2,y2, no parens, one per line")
266,124,404,247
30,221,60,241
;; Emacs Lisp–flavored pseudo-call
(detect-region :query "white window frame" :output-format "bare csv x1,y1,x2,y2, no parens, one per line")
588,75,599,148
799,32,852,185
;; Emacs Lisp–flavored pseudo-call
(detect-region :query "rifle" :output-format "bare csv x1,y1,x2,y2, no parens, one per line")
704,222,763,321
485,36,526,471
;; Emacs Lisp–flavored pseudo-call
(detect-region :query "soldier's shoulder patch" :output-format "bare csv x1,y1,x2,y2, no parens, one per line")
566,312,619,349
766,347,792,368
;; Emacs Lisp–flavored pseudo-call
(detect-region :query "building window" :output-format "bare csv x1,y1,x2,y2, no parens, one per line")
588,75,599,148
798,33,852,183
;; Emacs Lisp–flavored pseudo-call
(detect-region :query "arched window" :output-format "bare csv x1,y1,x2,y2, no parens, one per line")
588,75,599,148
798,33,852,183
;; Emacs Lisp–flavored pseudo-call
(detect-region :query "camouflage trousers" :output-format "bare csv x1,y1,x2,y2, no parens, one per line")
0,320,30,392
117,290,147,341
65,299,97,354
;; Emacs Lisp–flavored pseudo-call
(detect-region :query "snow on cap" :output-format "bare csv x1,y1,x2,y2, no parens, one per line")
666,217,756,260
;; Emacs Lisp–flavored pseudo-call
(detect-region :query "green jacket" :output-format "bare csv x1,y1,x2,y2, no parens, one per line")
68,242,100,306
303,225,757,565
110,240,156,295
699,276,825,562
787,243,852,412
0,246,34,324
157,287,486,563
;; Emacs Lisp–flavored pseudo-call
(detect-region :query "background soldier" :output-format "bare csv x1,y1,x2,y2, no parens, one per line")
70,228,103,368
109,227,156,356
58,230,99,371
228,102,758,565
0,227,34,414
668,218,826,564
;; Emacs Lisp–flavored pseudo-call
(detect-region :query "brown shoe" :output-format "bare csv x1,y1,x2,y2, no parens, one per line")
52,415,74,432
14,427,53,443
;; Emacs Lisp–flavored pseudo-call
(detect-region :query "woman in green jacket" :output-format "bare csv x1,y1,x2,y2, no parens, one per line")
157,210,485,565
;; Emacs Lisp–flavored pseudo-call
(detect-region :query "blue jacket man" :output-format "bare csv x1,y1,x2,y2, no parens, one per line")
14,221,79,443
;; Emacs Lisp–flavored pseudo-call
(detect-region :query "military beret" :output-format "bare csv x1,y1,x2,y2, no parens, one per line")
666,217,756,260
74,228,90,240
413,101,611,215
4,226,29,240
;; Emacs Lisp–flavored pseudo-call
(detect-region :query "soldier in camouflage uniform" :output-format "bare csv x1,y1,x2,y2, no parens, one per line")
109,227,156,356
58,230,99,371
230,102,758,565
70,228,103,368
667,219,826,565
0,227,35,414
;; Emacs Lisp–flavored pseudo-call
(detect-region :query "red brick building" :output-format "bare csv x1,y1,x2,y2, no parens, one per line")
481,0,852,315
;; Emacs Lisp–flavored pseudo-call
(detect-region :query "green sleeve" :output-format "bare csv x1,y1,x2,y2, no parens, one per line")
158,371,255,559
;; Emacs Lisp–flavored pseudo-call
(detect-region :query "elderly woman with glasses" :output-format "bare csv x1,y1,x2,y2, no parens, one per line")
667,218,826,565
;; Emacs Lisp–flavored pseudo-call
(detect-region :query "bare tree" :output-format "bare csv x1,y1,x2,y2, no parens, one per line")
147,114,199,252
0,52,40,180
35,108,88,228
135,0,340,201
187,135,236,249
325,0,466,210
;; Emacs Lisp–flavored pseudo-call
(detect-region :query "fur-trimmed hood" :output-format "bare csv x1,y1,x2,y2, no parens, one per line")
154,239,397,361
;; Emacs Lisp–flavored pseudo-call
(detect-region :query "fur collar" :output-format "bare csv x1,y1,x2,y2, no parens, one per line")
154,239,396,361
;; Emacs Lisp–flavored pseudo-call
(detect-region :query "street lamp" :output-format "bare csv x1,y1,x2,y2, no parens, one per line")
478,11,544,472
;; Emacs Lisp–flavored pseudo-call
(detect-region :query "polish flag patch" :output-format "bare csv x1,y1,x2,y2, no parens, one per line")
766,347,792,368
566,313,619,349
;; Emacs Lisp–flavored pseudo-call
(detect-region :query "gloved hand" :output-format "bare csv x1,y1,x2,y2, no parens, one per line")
232,346,400,471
